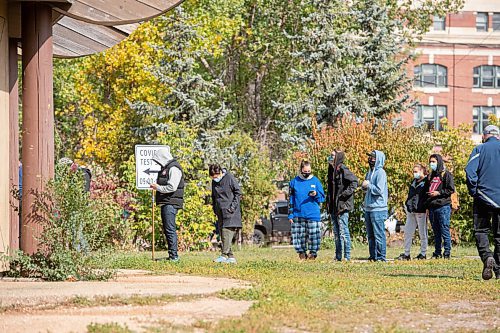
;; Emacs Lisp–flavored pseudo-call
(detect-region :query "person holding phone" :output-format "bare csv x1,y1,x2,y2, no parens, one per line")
288,160,325,260
424,154,455,259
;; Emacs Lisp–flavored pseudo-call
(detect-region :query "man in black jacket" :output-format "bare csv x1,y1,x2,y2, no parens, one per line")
424,154,455,259
326,150,358,261
209,164,242,264
151,146,185,262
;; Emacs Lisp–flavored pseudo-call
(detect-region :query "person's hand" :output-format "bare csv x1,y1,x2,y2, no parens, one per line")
428,191,440,197
362,180,370,190
150,183,159,190
308,190,317,197
227,208,235,214
289,219,294,224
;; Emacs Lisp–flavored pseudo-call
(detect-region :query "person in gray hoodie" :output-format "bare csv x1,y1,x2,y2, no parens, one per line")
362,150,388,262
150,146,185,262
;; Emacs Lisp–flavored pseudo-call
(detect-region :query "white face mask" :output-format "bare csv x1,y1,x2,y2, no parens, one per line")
413,172,420,179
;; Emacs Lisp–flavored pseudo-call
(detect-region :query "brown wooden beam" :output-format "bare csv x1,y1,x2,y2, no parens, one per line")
9,37,20,252
21,2,54,254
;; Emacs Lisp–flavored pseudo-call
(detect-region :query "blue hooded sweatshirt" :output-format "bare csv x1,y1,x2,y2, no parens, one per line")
288,175,325,221
364,150,388,212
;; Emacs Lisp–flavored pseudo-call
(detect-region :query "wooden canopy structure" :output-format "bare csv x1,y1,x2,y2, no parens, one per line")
0,0,184,261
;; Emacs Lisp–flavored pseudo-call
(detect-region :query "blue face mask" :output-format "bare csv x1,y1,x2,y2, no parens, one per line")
213,176,223,183
430,162,438,171
413,172,421,179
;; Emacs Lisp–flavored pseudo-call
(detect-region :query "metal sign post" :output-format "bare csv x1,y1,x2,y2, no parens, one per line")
134,145,168,261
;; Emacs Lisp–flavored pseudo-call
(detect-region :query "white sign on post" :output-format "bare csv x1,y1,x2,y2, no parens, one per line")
134,145,168,190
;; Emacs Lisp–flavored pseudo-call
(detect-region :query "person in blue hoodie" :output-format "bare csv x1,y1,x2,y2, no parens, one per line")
465,124,500,280
362,150,388,262
288,160,325,260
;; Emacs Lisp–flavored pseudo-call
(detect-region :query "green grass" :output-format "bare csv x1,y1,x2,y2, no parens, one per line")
101,244,499,332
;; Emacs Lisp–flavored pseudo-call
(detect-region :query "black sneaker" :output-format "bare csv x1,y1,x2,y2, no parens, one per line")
368,257,376,262
431,253,442,259
495,269,499,280
415,253,426,260
443,255,450,260
396,253,411,261
482,257,495,281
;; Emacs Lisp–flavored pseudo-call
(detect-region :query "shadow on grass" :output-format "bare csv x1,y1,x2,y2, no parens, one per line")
382,273,463,279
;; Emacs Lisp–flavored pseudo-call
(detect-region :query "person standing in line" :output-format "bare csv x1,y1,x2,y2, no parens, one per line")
326,150,358,261
209,164,242,264
150,146,185,262
465,124,500,280
396,163,428,261
362,150,388,262
424,154,455,260
288,160,325,260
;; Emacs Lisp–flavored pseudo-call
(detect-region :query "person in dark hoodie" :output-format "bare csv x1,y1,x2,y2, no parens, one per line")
209,164,242,264
150,146,185,262
396,163,428,261
424,153,455,259
289,160,325,260
326,150,358,261
465,124,500,280
362,150,388,262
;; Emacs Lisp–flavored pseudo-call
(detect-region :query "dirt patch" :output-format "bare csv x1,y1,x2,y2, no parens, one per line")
0,296,253,333
0,270,250,307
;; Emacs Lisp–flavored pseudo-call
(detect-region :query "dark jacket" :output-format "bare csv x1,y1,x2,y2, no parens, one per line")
155,159,185,209
326,152,358,215
405,178,427,213
424,154,455,209
211,171,242,228
80,167,92,192
465,136,500,208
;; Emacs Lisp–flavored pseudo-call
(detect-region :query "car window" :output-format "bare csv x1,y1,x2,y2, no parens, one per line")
277,205,288,215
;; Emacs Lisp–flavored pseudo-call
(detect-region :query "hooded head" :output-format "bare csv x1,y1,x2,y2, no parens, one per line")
152,146,173,167
367,150,385,171
429,153,444,174
334,151,345,169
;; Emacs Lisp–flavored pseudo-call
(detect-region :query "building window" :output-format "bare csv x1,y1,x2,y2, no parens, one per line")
476,12,489,32
493,13,500,31
473,106,500,134
473,65,500,88
433,16,446,31
414,64,447,87
414,105,447,131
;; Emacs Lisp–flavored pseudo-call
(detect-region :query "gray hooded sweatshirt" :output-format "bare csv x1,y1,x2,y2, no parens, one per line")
152,146,182,194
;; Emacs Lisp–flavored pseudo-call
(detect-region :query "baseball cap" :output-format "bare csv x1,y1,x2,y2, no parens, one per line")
483,125,499,135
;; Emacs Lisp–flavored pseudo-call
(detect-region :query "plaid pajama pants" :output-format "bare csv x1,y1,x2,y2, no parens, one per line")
291,218,321,255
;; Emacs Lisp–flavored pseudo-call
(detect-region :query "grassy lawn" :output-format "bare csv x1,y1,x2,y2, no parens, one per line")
103,243,499,332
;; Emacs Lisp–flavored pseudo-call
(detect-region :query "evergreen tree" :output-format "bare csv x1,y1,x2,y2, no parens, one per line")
276,0,415,142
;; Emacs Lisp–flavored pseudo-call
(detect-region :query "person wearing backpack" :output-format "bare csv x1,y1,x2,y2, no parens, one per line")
326,150,358,261
424,154,455,259
465,125,500,280
396,163,428,261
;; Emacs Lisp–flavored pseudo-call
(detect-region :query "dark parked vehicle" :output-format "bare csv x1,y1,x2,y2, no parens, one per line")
253,200,329,246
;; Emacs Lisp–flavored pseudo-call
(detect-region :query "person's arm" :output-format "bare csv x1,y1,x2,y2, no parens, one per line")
465,146,480,197
155,167,182,193
439,172,455,198
314,179,326,204
228,175,242,213
367,170,387,196
339,168,358,198
211,182,217,214
288,180,295,220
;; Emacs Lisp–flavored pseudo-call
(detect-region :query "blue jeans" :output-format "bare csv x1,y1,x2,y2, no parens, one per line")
429,205,452,257
160,204,179,259
332,212,351,261
365,210,387,261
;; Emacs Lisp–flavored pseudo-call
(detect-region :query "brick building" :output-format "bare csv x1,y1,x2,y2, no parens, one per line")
403,0,500,142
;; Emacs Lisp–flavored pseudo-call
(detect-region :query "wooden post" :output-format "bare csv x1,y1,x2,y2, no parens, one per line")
152,189,156,260
21,3,54,254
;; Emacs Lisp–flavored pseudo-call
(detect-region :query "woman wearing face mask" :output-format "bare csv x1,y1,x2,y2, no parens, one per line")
209,164,242,264
396,164,428,261
288,160,326,260
424,154,455,259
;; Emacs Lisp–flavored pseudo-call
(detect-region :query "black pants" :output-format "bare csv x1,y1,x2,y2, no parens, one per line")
473,199,500,268
160,204,178,259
